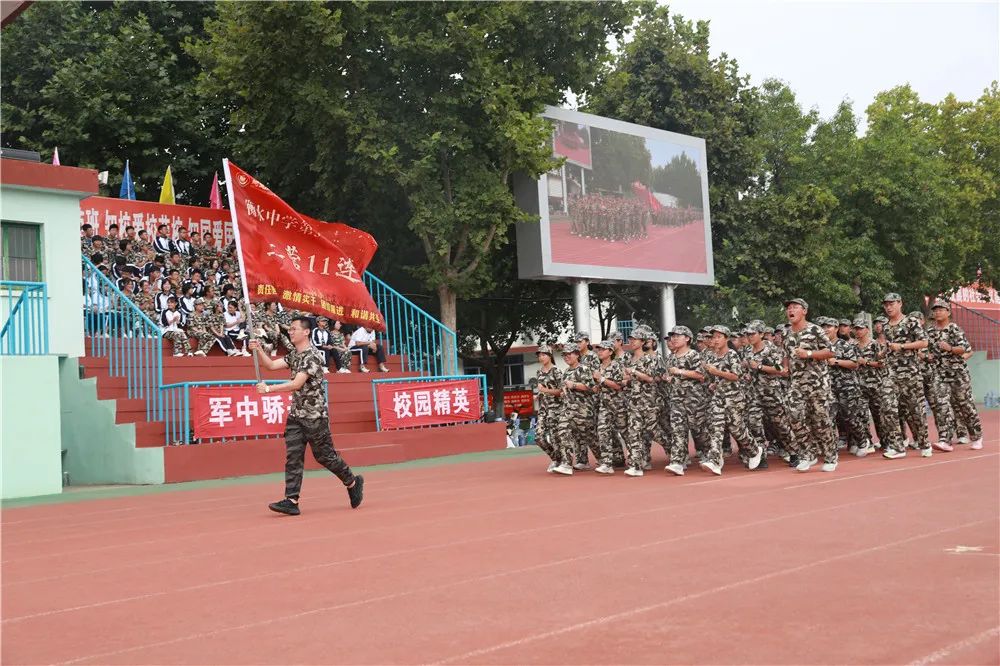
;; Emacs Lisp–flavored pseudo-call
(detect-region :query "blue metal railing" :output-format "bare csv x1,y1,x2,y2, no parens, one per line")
161,380,293,445
364,271,458,377
370,374,489,431
81,256,163,420
0,281,49,355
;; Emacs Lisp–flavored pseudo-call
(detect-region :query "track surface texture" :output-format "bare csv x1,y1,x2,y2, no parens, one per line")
2,411,998,665
548,217,707,273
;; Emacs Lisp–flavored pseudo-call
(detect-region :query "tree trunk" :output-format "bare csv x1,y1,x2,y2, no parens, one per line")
437,284,458,375
491,365,506,419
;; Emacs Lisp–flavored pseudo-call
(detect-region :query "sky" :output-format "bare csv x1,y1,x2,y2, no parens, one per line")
658,0,999,128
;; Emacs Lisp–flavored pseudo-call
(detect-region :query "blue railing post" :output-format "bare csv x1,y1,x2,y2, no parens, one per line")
1,281,49,355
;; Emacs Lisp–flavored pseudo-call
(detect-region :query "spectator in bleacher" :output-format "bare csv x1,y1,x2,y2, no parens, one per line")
349,324,389,373
330,320,352,373
168,250,187,275
221,284,240,311
186,255,205,280
160,296,191,356
179,283,196,322
124,225,137,243
310,317,335,374
81,223,95,249
87,236,106,263
136,229,152,254
187,298,218,356
223,300,250,356
143,253,165,278
175,227,193,257
154,280,174,314
153,223,174,255
133,279,156,322
146,267,163,293
185,269,206,298
106,223,120,244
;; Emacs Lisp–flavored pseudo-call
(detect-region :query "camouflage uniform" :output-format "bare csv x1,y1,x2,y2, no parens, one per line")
855,335,903,452
828,334,872,451
666,344,709,468
926,317,982,442
744,335,797,456
186,307,216,353
328,330,352,370
704,331,764,469
556,346,598,467
533,359,567,465
577,346,602,465
783,317,837,465
594,346,626,469
282,346,354,500
882,306,930,451
624,326,662,469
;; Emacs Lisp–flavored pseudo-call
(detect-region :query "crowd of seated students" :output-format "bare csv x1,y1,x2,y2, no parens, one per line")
80,223,389,373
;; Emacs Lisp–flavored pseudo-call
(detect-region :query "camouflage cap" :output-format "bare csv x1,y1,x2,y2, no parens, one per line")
930,298,951,311
874,315,889,324
629,325,653,340
883,292,902,302
609,331,624,342
560,343,580,355
784,298,809,310
668,325,693,338
839,318,851,326
596,340,616,350
852,316,869,328
709,324,731,336
909,310,925,320
745,321,766,334
699,326,712,333
763,326,774,335
535,344,554,356
818,317,837,327
573,331,591,342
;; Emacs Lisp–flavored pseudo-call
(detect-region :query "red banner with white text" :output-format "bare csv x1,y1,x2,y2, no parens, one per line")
191,386,295,439
376,378,482,430
80,197,233,249
224,160,385,330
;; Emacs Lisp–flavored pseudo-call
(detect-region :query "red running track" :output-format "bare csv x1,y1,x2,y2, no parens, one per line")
549,217,707,273
2,411,998,665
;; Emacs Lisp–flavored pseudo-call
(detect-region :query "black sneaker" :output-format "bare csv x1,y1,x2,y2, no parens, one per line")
268,498,300,515
347,475,364,509
787,455,800,468
756,457,769,470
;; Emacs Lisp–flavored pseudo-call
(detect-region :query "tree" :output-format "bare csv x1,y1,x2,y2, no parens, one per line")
587,127,652,193
651,153,701,207
1,1,225,203
191,2,639,358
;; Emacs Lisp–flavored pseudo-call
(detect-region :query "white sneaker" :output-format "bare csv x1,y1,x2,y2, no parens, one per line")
957,436,971,445
643,462,653,471
883,449,906,459
855,444,873,458
970,438,983,450
546,461,558,473
193,350,206,357
594,464,615,475
240,350,251,357
173,352,184,357
795,457,817,472
920,447,933,458
779,451,791,463
699,460,722,476
848,445,858,455
904,439,916,450
932,440,953,452
337,368,350,374
360,367,370,373
747,447,763,471
186,352,194,357
665,463,685,476
624,467,644,477
553,463,573,475
821,461,838,472
572,462,591,471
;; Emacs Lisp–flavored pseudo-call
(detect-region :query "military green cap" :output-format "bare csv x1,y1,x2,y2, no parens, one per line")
573,331,591,342
535,344,554,356
819,317,837,327
874,315,888,324
930,298,950,311
763,326,774,335
909,310,924,320
784,298,809,310
839,318,851,326
745,321,766,334
883,292,902,302
596,340,616,350
629,325,653,340
709,324,731,336
560,343,580,355
609,331,624,342
852,316,869,328
668,325,693,339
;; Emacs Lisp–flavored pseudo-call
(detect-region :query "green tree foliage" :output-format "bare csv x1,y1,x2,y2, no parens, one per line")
1,1,225,203
651,153,701,207
587,128,652,193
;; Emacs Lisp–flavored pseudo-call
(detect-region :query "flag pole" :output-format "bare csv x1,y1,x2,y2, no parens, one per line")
222,158,261,383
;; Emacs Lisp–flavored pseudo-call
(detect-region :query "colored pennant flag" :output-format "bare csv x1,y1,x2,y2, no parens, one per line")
159,166,175,205
119,160,136,200
52,147,60,166
208,171,223,209
222,159,385,331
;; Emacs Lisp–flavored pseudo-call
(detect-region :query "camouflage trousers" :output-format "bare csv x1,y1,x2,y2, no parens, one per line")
942,372,983,441
893,372,929,449
558,405,597,466
860,380,903,452
626,394,662,468
668,394,708,467
284,416,355,500
786,383,837,464
535,407,568,464
164,330,191,355
830,384,872,450
574,401,600,466
188,329,214,353
705,392,763,468
917,367,955,443
748,387,797,457
596,395,627,467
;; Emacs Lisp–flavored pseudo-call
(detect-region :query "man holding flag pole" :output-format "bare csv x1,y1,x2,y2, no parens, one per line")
222,158,379,514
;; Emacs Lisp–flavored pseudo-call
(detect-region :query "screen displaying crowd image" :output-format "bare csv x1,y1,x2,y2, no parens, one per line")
548,120,706,244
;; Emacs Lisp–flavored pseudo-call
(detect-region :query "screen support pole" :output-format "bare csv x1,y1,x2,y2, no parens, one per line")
659,284,676,351
572,279,590,337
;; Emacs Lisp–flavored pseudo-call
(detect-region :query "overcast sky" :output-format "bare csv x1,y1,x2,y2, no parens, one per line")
660,0,999,127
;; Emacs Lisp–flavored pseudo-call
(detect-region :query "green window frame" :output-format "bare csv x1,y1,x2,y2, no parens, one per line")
1,221,43,282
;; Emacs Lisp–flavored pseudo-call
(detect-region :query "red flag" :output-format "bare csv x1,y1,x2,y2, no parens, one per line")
209,171,223,209
223,160,386,331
